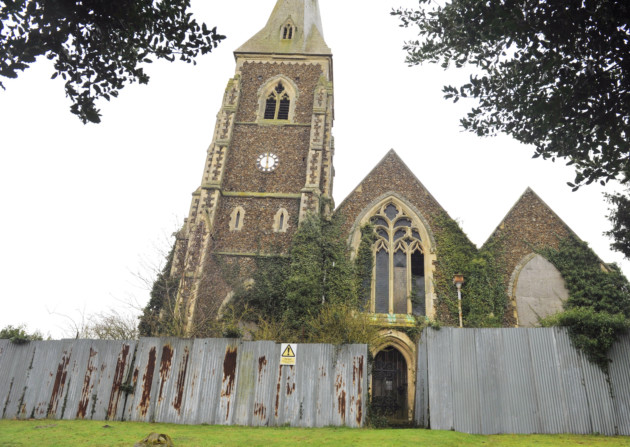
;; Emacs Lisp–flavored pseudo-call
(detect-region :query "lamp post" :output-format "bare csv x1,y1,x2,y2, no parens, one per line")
453,274,464,328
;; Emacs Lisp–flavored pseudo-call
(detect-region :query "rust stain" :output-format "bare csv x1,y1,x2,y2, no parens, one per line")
338,390,347,422
138,347,157,417
335,374,346,422
106,344,130,420
253,403,267,420
221,346,238,420
158,345,174,403
274,365,282,418
355,356,364,425
257,355,267,381
47,350,71,417
77,348,98,419
172,347,190,414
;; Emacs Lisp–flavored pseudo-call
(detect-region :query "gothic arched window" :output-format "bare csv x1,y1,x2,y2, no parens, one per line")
282,24,294,40
229,206,245,231
273,208,289,233
371,203,426,315
264,82,291,120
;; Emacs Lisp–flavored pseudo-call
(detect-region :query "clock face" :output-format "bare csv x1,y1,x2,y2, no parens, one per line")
256,153,279,172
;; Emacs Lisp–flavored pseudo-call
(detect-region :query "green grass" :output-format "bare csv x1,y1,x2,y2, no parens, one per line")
0,420,628,446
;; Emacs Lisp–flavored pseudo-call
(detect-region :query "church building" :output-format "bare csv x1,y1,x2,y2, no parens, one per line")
165,0,606,421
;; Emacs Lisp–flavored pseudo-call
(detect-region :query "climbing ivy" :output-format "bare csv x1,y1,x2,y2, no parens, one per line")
138,245,181,337
225,209,373,345
432,213,508,327
355,223,376,310
538,236,630,371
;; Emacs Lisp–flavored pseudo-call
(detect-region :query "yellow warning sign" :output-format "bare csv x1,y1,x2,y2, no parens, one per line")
280,343,297,366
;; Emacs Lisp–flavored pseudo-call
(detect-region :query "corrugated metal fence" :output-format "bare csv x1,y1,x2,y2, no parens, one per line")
0,338,366,427
416,328,630,435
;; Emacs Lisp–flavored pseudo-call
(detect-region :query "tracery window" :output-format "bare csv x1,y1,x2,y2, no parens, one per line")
371,203,426,315
264,82,291,120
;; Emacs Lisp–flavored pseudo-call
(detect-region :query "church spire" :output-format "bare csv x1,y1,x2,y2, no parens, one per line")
235,0,331,55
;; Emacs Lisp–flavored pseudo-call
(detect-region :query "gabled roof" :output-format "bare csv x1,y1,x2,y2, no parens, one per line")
235,0,331,56
482,187,579,249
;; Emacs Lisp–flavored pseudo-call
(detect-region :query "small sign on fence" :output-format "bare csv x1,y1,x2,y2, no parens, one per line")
280,343,297,366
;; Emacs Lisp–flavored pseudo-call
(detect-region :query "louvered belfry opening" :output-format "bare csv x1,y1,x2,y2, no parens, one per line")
264,82,291,120
371,203,426,315
283,24,294,40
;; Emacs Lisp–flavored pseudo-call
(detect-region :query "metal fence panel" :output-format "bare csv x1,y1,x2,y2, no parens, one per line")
0,341,37,419
451,329,481,434
414,329,429,428
609,332,630,435
527,328,566,434
422,328,630,435
427,327,453,431
474,329,506,435
554,328,592,434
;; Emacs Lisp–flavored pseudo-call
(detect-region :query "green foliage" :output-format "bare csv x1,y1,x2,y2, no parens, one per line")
540,307,629,370
283,212,358,333
0,0,225,123
605,188,630,260
139,245,181,337
306,303,379,345
228,210,373,345
432,213,507,327
355,223,377,309
0,325,43,344
539,236,630,370
393,0,630,190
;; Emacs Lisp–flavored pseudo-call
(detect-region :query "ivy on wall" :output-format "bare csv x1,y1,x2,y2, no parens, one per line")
539,236,630,371
139,245,182,337
225,210,375,344
432,213,508,327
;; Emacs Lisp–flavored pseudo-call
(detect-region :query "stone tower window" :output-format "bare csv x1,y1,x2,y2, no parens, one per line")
273,208,289,233
264,82,291,120
230,206,245,231
257,76,298,123
370,203,426,315
282,24,294,40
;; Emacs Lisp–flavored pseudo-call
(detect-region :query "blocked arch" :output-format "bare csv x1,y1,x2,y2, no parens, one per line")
509,253,569,327
256,75,299,123
371,330,416,422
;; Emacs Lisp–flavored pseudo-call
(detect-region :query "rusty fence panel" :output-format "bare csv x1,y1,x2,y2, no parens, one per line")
0,338,367,428
0,339,135,421
418,328,630,435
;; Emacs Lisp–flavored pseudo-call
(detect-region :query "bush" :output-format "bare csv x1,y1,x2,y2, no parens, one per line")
0,325,43,344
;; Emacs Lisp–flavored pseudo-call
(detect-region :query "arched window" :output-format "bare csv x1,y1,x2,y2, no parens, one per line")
229,206,245,231
264,82,291,120
282,24,294,40
371,203,425,315
273,208,289,233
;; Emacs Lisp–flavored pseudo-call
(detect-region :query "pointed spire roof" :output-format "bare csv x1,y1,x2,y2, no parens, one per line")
235,0,331,56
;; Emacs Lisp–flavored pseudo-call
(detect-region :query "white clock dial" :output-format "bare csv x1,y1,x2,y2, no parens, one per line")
256,153,279,172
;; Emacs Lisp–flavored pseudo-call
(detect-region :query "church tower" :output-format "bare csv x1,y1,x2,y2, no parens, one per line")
171,0,335,333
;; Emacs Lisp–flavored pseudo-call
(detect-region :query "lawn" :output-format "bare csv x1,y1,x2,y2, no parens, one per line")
0,420,628,447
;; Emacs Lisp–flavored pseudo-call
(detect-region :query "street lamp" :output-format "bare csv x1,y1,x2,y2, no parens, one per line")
453,274,464,328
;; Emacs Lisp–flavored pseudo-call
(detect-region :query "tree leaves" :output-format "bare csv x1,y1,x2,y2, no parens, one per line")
393,0,630,189
0,0,225,124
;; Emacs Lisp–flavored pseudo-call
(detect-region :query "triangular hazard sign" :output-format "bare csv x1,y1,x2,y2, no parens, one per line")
282,344,296,358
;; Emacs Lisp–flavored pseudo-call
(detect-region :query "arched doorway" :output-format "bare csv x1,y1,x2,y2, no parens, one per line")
372,347,408,421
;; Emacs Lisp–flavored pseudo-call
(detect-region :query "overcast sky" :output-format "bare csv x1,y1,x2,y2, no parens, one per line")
1,0,627,338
